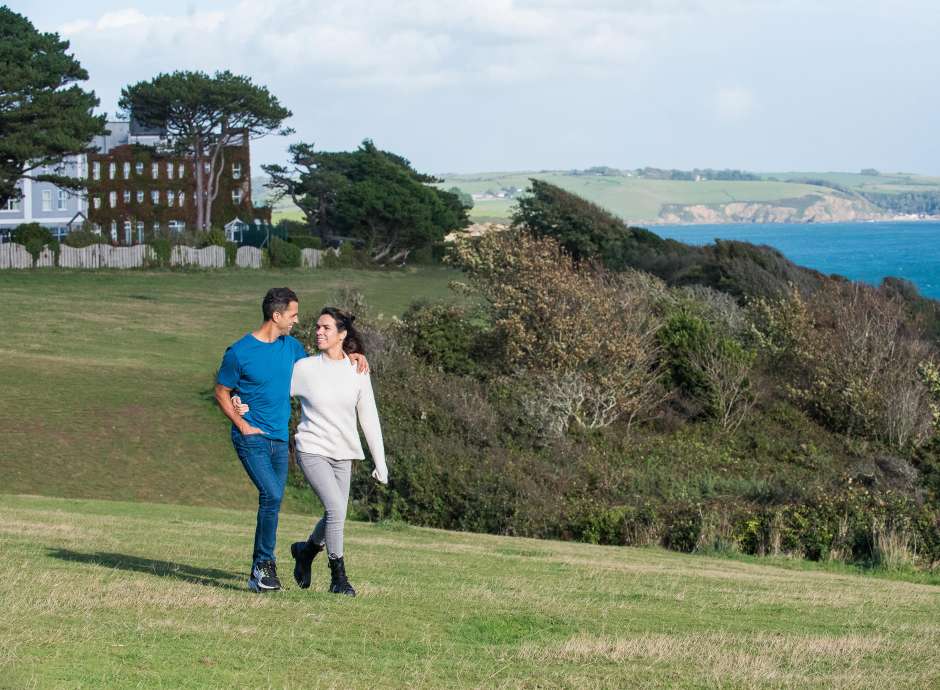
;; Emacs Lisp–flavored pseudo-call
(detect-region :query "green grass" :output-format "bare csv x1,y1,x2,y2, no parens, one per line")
2,494,938,688
266,170,940,226
437,172,855,222
0,268,460,511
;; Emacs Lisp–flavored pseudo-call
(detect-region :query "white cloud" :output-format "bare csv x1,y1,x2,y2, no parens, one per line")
714,86,756,122
57,1,701,91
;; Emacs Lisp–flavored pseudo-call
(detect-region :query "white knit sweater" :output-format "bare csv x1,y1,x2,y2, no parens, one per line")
290,353,387,481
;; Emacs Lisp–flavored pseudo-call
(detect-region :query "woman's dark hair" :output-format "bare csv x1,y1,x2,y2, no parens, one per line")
320,306,364,355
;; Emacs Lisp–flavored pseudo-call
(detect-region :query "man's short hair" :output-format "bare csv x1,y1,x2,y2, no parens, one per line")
262,287,298,321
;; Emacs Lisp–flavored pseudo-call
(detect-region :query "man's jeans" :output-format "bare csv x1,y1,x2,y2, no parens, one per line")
231,429,289,568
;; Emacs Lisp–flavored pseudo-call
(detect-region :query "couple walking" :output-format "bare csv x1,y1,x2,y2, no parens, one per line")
214,287,387,596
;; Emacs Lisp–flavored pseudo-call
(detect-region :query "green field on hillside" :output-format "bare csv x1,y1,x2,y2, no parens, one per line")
3,494,938,688
263,170,940,226
0,268,459,511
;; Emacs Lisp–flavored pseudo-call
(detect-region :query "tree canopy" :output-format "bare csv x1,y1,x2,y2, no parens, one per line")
119,70,291,229
264,140,468,262
0,6,107,206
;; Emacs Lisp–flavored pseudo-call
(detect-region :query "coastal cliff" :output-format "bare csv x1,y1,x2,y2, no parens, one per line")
658,192,887,224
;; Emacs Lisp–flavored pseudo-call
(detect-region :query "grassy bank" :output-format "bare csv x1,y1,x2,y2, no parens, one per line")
3,494,938,688
0,267,459,511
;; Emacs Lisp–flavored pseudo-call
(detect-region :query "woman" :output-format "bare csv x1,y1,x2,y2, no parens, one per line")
288,307,388,597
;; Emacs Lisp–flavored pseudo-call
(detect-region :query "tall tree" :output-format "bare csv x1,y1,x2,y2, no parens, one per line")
0,6,107,206
264,140,468,261
119,71,292,230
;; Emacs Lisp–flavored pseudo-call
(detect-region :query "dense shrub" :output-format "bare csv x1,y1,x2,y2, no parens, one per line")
399,301,499,378
62,228,102,248
11,222,58,263
288,235,323,249
450,229,668,436
752,284,937,450
322,241,368,269
267,236,301,268
148,239,171,267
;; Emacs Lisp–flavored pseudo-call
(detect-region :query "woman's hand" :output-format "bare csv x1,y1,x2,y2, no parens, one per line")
349,352,370,374
371,468,388,485
232,395,249,416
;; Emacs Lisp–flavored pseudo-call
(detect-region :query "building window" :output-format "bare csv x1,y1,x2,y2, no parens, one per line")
110,221,117,243
168,220,185,233
123,162,131,179
166,191,175,207
109,191,117,207
92,161,101,181
57,190,68,211
178,192,185,206
153,221,160,234
124,220,132,245
135,161,144,175
92,223,101,235
123,190,131,204
151,190,160,205
136,190,144,203
136,221,145,243
178,163,185,178
42,190,52,211
4,197,22,211
232,188,243,205
93,196,101,210
152,162,159,178
232,162,242,179
167,162,174,180
109,162,116,179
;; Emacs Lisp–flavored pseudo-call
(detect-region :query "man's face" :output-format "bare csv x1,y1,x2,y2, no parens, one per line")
271,301,299,335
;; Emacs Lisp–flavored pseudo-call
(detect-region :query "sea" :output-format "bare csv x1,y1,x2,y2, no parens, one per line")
652,221,940,300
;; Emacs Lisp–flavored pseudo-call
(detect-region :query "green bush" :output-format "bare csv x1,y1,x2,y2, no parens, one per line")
148,239,172,267
267,236,301,268
399,301,499,378
288,235,322,249
224,241,238,267
62,228,102,248
322,241,368,269
12,223,58,263
196,228,227,248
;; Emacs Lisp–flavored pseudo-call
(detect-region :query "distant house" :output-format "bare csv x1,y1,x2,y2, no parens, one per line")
1,117,270,245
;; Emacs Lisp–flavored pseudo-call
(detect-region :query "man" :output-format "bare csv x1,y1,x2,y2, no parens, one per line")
214,287,366,592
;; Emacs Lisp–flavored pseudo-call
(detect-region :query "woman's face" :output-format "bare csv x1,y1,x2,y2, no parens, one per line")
315,314,345,351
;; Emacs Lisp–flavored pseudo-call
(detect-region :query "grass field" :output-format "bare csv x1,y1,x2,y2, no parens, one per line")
3,494,939,688
437,173,849,223
263,170,940,226
0,268,459,511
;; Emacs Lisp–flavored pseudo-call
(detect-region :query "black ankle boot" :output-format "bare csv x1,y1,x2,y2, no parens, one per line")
328,555,356,597
290,541,323,589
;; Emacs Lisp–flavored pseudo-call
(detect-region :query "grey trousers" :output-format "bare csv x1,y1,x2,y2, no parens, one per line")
296,451,352,557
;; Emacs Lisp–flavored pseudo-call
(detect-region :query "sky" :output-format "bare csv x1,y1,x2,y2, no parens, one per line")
10,0,940,176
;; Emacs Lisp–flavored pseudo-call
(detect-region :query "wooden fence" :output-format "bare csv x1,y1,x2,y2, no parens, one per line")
0,243,31,269
56,244,154,269
0,242,333,270
236,246,263,268
171,245,226,268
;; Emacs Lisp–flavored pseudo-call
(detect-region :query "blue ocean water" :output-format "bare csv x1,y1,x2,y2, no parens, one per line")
652,221,940,299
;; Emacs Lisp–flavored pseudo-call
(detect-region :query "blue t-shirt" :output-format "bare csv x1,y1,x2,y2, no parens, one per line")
216,333,308,441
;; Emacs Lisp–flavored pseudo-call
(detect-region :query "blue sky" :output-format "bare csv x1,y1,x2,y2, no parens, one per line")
10,1,940,175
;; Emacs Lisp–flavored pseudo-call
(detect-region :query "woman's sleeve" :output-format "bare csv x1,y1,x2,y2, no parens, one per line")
357,373,387,481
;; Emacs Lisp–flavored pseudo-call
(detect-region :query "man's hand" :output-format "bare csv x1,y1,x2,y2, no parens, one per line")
349,352,370,374
371,468,388,485
215,383,264,436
